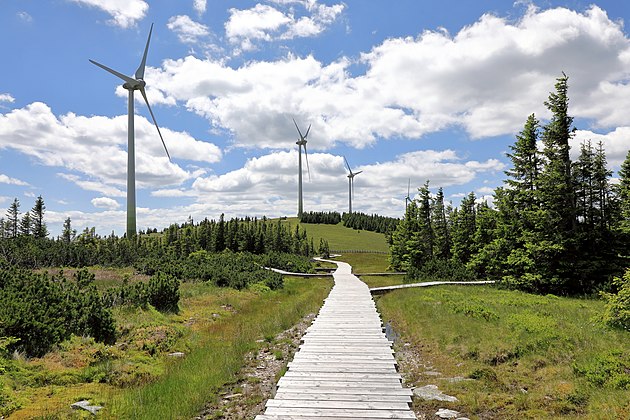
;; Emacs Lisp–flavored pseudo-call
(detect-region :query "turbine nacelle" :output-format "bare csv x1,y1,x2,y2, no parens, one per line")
123,79,146,90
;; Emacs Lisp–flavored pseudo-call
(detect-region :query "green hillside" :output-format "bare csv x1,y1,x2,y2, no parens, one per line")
279,217,389,253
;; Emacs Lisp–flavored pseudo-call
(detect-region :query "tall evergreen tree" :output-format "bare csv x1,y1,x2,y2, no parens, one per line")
539,73,576,234
62,217,76,243
431,187,451,260
451,192,476,264
5,198,20,239
505,113,541,211
31,195,48,239
19,212,32,236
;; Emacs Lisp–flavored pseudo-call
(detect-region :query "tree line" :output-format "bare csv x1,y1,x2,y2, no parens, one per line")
342,212,399,235
390,74,628,295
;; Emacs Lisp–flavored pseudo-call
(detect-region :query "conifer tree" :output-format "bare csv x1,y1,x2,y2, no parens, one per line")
31,195,48,239
5,198,19,239
431,187,451,260
539,73,576,234
451,192,476,264
19,212,32,236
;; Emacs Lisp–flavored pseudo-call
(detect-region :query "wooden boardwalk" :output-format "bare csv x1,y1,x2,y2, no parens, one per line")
256,260,416,419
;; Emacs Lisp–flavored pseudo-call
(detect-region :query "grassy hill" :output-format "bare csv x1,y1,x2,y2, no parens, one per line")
279,217,390,253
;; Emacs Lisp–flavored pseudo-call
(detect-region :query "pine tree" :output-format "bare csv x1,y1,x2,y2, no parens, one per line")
451,192,476,264
5,198,20,239
539,73,576,234
31,195,48,239
506,113,541,211
431,187,451,260
616,149,630,233
19,212,32,236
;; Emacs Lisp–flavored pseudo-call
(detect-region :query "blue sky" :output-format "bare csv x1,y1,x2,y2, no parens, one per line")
1,0,630,237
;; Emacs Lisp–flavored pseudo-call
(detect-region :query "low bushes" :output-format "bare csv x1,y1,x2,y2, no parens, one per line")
0,267,115,357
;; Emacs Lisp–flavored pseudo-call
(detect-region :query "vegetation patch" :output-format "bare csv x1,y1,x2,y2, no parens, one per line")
377,285,630,418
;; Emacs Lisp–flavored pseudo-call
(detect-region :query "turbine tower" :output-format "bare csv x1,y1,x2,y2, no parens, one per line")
344,157,362,214
90,24,170,238
293,119,311,217
405,178,411,212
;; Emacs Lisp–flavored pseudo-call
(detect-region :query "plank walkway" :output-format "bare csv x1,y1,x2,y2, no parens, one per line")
369,280,495,294
256,259,416,419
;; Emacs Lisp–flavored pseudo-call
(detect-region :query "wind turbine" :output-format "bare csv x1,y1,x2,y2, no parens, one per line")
344,157,362,214
90,23,170,238
293,119,311,217
405,178,411,212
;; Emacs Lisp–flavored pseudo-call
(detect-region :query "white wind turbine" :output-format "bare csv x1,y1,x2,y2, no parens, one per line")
344,156,362,214
90,23,170,238
293,119,311,217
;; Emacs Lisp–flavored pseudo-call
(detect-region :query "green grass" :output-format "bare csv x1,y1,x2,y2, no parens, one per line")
376,285,630,419
333,253,390,273
6,276,332,419
104,276,332,419
279,218,389,252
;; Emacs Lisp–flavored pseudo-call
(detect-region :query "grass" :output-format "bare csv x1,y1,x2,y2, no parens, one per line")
376,285,630,419
360,274,406,289
4,275,332,419
279,218,389,252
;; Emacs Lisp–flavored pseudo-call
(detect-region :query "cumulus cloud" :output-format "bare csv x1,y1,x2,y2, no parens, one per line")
0,94,15,103
0,102,222,191
189,149,504,218
69,0,148,28
167,15,210,44
225,1,344,52
91,196,121,210
193,0,206,16
0,174,29,186
147,5,630,150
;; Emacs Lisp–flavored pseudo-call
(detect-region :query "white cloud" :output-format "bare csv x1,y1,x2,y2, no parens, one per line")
17,11,32,22
0,174,29,186
91,196,121,210
167,15,210,44
148,5,630,150
0,102,222,192
0,94,15,103
193,0,206,16
225,1,344,52
69,0,148,28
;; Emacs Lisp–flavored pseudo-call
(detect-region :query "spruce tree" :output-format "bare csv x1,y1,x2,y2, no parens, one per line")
431,187,451,260
539,73,576,234
505,113,541,211
5,198,19,239
31,195,48,239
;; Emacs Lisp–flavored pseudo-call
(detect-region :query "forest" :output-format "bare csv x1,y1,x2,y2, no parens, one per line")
390,74,629,298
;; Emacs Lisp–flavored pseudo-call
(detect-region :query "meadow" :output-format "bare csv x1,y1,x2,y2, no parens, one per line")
3,275,332,418
376,285,630,418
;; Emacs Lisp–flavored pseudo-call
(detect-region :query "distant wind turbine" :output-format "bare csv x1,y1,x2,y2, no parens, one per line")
405,178,411,212
90,23,170,238
293,119,311,217
344,156,362,214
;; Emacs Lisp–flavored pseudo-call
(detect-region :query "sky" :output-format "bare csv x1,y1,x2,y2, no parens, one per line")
1,0,630,237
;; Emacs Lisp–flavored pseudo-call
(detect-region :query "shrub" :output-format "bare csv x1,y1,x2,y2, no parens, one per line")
147,273,180,312
0,267,115,357
406,258,477,283
601,268,630,330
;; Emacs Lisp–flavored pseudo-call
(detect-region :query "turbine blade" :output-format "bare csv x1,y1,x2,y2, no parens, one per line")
292,118,304,140
304,144,311,181
304,124,311,139
136,23,153,80
354,170,363,176
90,59,136,85
140,87,171,161
343,156,352,173
407,178,410,196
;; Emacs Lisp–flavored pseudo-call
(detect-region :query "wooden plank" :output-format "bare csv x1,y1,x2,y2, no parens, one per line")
274,386,413,396
266,399,411,410
282,371,401,380
263,407,416,419
277,379,403,388
273,392,411,403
